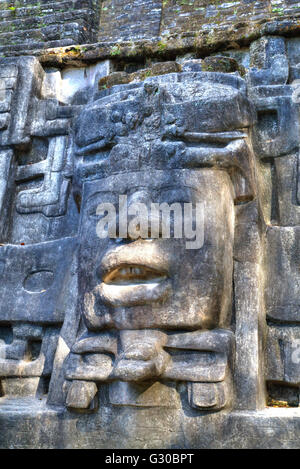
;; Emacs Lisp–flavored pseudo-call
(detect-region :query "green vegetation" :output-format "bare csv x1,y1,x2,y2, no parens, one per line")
111,45,121,56
272,7,284,15
157,41,167,53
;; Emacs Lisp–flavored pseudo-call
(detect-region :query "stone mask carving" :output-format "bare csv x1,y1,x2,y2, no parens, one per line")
57,73,255,411
1,33,300,448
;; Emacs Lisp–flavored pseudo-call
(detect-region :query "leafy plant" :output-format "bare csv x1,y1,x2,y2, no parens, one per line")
111,45,121,56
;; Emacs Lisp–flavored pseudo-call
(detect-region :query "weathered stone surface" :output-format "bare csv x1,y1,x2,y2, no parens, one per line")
65,353,113,381
265,227,300,323
5,0,300,55
3,1,300,66
1,7,300,447
202,56,242,74
0,327,59,377
99,0,162,42
0,377,45,398
188,382,228,411
0,0,101,51
0,238,77,323
274,154,300,226
266,326,300,386
249,36,289,86
109,381,180,408
1,401,300,448
98,61,182,89
66,380,98,409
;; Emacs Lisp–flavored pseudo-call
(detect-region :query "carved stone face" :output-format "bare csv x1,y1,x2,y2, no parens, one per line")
79,169,234,331
75,74,253,332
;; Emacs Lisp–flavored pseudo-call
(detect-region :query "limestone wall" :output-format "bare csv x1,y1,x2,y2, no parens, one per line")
1,0,300,451
2,0,300,54
0,0,101,51
98,0,300,41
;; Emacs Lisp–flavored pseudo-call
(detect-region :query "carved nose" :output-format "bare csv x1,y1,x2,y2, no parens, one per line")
127,190,152,240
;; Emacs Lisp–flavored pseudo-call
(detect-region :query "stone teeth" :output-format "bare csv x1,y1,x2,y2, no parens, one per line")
117,266,147,277
102,262,168,287
107,265,163,284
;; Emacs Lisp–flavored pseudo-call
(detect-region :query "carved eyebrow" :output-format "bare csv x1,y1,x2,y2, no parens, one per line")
183,139,248,168
182,131,247,144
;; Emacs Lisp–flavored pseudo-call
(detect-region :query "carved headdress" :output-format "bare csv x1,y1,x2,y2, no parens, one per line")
74,72,256,202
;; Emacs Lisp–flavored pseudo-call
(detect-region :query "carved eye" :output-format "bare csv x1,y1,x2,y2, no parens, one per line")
88,204,112,220
24,270,54,293
86,192,119,219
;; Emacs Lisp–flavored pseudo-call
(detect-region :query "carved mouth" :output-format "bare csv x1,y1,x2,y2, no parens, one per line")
99,264,171,307
98,244,172,306
103,265,167,286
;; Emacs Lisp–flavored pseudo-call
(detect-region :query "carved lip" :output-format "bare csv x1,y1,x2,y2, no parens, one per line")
103,264,167,286
98,278,172,307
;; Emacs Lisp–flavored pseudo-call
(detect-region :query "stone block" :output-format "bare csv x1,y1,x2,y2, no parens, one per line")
0,238,77,323
265,227,300,323
188,382,227,411
266,326,300,386
249,37,289,86
109,380,180,408
250,86,299,159
66,380,98,409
